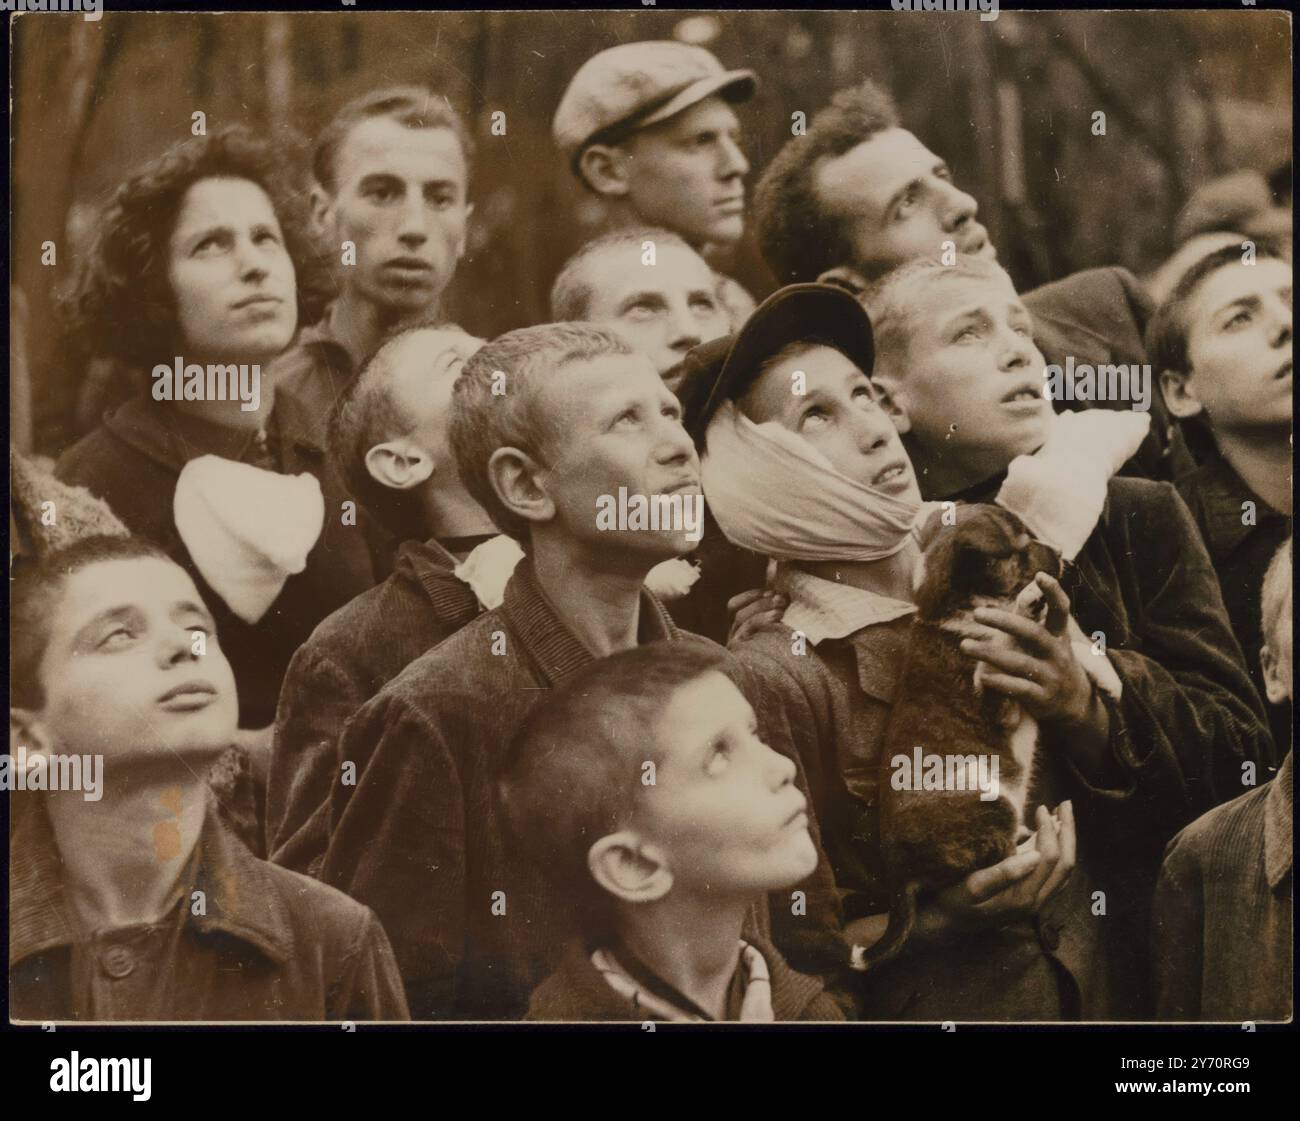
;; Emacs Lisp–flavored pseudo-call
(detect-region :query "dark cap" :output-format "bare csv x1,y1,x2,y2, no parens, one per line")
678,283,875,444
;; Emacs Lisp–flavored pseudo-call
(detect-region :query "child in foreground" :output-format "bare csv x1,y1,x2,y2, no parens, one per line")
9,536,409,1022
501,642,844,1022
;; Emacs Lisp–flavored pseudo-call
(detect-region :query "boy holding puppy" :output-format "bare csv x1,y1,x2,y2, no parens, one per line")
503,643,843,1021
857,255,1272,1015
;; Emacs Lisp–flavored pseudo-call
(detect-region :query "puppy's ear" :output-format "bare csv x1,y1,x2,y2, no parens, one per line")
915,505,949,552
913,525,965,619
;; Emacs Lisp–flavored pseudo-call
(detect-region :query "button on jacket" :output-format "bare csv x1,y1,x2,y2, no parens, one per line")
10,796,410,1022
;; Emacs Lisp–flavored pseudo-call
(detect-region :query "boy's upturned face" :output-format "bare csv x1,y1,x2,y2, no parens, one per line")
389,328,484,464
580,242,729,376
816,128,996,278
323,118,470,316
1181,257,1292,432
620,97,750,248
637,671,818,898
881,272,1052,477
739,343,922,501
31,558,238,763
535,353,702,560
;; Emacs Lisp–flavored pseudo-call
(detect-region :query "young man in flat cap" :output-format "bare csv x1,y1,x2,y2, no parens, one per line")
553,40,758,323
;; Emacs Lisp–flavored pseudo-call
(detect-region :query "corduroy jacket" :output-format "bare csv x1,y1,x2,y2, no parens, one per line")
318,558,844,1020
1152,750,1292,1021
10,795,409,1023
268,538,484,876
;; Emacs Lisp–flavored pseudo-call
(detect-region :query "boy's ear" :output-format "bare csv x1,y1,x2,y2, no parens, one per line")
1159,367,1204,420
308,183,335,242
1260,643,1291,705
870,375,912,435
816,265,870,298
487,446,555,529
455,201,475,262
364,440,435,491
588,831,673,904
10,709,53,759
577,144,632,199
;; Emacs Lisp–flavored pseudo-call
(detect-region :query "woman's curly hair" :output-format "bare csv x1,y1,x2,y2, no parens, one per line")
62,125,331,370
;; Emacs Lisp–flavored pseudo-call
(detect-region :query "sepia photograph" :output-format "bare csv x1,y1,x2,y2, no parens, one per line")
3,1,1293,1071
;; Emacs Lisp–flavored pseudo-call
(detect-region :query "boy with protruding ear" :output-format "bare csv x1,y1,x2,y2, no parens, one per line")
1152,538,1293,1021
267,325,506,876
1151,242,1293,755
8,536,409,1022
316,322,843,1020
502,643,843,1022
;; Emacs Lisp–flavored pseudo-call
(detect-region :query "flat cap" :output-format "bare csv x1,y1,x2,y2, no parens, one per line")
553,41,755,170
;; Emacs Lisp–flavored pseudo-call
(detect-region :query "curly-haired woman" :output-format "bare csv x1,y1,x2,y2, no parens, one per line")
56,127,368,773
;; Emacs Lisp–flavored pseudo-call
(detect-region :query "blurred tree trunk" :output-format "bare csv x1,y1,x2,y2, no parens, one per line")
12,15,118,453
264,14,294,132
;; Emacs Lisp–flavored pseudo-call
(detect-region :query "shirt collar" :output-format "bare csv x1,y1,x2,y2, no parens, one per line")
266,308,357,458
593,940,774,1023
396,537,481,627
776,565,916,646
500,556,678,685
1264,751,1293,892
300,300,364,370
10,791,295,969
1189,453,1288,560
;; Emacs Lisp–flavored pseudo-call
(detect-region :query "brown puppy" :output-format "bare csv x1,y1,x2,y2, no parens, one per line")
853,504,1062,973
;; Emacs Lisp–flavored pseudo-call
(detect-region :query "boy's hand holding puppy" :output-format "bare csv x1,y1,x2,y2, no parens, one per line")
845,802,1076,951
960,572,1113,780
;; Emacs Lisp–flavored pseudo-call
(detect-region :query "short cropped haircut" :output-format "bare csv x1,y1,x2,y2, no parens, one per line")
11,536,174,711
313,86,474,195
863,254,1015,379
328,326,468,542
62,126,325,370
549,227,697,321
448,322,633,543
498,642,728,935
753,80,901,284
1261,537,1292,658
1146,241,1286,380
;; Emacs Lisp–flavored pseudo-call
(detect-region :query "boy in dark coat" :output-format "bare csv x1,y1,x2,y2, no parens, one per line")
317,323,842,1019
506,644,844,1022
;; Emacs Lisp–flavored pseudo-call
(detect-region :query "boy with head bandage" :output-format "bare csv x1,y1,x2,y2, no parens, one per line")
685,258,1269,1018
681,283,1080,1019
